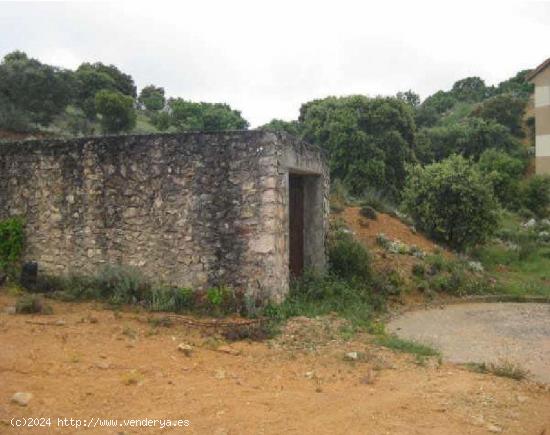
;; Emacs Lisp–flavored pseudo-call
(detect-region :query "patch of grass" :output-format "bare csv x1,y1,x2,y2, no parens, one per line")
44,265,247,316
375,335,440,357
465,360,528,381
264,273,383,331
15,294,53,314
471,212,550,297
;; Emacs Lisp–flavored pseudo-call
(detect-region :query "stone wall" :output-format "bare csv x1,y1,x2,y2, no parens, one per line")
0,131,328,302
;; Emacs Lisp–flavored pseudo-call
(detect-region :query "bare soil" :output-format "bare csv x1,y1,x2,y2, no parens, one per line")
338,207,449,255
1,294,549,434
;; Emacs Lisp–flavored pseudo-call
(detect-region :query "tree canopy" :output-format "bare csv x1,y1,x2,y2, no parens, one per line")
0,51,73,130
138,85,166,111
74,62,136,120
259,119,302,136
471,93,526,137
415,118,522,163
299,95,416,198
95,89,137,134
166,98,249,131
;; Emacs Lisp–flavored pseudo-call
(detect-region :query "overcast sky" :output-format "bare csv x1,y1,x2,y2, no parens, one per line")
1,1,549,126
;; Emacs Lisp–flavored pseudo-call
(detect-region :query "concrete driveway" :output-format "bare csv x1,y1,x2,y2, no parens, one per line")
387,303,550,383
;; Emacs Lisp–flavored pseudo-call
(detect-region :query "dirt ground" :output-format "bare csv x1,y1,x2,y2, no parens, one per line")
338,207,448,255
1,294,549,434
388,302,550,384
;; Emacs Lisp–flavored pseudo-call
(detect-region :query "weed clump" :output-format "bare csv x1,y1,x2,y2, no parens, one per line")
466,360,529,381
360,205,377,220
375,335,440,357
15,294,52,314
328,230,372,283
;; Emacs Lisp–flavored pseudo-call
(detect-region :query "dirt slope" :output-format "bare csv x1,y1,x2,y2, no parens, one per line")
1,294,549,434
337,207,446,254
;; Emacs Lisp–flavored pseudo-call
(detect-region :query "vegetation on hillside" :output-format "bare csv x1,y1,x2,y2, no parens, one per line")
0,51,249,136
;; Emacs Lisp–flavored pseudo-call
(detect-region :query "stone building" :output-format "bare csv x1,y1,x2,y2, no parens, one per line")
0,131,329,302
528,57,550,174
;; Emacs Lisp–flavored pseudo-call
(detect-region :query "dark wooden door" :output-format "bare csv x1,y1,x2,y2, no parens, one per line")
289,175,304,277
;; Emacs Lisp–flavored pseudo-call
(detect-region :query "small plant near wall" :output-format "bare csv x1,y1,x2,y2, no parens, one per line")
0,217,25,280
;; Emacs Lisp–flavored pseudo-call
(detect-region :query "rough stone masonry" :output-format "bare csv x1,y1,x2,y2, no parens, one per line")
0,131,329,302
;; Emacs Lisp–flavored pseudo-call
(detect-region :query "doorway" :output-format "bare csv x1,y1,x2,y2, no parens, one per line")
289,174,304,277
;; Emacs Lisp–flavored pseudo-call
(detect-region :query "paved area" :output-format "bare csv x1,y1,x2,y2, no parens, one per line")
387,303,550,383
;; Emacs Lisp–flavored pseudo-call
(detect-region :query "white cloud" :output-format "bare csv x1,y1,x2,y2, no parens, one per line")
0,0,548,126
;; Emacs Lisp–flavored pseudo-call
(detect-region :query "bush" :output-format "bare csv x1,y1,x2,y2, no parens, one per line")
412,264,426,278
520,175,550,217
265,272,380,329
328,230,371,282
402,155,500,251
360,205,378,220
415,118,522,163
329,179,350,213
147,286,194,312
360,188,397,215
477,149,525,207
95,89,137,134
15,294,52,314
0,217,24,279
95,265,150,304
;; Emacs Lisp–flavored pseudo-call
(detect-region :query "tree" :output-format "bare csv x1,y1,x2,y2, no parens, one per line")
396,90,420,108
0,51,74,130
415,118,521,163
299,95,416,199
150,111,171,131
422,90,457,113
471,93,527,137
451,76,489,102
477,149,525,207
95,89,136,134
402,155,499,251
74,62,136,119
138,85,165,111
259,119,302,136
167,98,249,131
78,62,136,97
521,175,550,218
496,70,534,98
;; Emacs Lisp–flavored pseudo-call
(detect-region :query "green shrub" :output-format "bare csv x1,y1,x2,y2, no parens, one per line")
95,89,137,134
205,285,239,315
15,294,52,314
426,253,454,274
477,149,525,207
360,188,397,215
412,263,426,278
520,175,550,218
360,205,378,220
95,265,150,304
328,230,371,282
0,217,25,278
265,272,381,329
330,179,350,213
147,286,194,312
402,155,500,251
